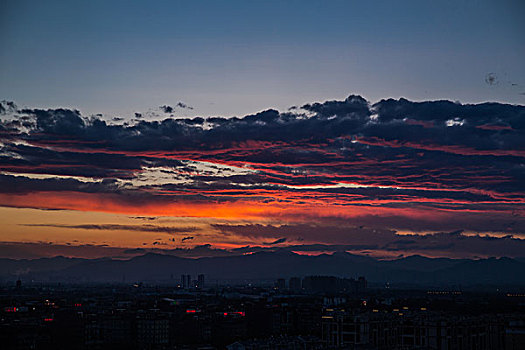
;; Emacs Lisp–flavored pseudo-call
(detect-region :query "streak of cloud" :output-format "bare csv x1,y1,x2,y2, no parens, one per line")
20,224,197,235
264,237,287,245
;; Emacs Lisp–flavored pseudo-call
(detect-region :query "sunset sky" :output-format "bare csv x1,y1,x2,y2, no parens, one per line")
1,0,524,259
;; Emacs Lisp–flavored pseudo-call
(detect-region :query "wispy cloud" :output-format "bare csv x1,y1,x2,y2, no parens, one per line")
264,237,287,245
20,224,197,234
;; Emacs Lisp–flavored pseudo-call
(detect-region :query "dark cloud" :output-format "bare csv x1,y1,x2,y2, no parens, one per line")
181,236,194,242
160,105,174,113
160,102,193,114
0,241,126,259
485,73,498,86
129,216,158,221
0,100,17,114
0,174,124,195
301,94,370,118
264,237,287,245
0,241,235,259
215,224,525,258
176,102,194,110
20,224,197,235
1,95,524,250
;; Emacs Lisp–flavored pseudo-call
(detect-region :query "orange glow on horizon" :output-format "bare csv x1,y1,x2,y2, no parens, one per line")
0,190,471,222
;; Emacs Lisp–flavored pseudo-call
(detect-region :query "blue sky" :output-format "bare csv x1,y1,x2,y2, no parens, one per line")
1,0,524,118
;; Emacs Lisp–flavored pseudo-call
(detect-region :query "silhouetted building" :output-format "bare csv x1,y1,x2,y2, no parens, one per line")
506,319,525,350
0,279,520,350
275,278,286,290
357,276,367,292
181,274,191,289
100,315,134,346
289,277,301,292
302,276,367,294
302,276,339,293
322,309,505,349
198,274,205,289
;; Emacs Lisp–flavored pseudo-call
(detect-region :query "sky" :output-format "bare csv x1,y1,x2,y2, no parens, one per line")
0,0,524,260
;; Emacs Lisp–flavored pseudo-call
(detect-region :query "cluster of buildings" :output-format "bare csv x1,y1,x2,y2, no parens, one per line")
0,283,323,349
227,335,325,350
1,278,524,349
321,308,522,349
180,274,205,290
275,276,367,294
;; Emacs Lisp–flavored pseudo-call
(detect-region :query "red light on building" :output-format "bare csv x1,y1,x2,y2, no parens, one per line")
229,311,245,316
186,309,196,313
74,303,82,307
44,318,53,322
4,307,18,312
223,312,228,316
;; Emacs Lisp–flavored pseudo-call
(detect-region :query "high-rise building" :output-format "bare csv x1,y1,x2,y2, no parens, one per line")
289,277,301,292
302,276,338,293
357,276,367,292
197,274,205,289
275,278,286,290
181,274,192,289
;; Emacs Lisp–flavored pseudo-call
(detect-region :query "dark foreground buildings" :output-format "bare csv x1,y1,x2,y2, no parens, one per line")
322,309,509,349
0,277,524,349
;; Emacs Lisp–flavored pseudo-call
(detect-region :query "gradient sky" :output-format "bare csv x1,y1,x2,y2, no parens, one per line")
1,0,524,117
0,0,524,260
